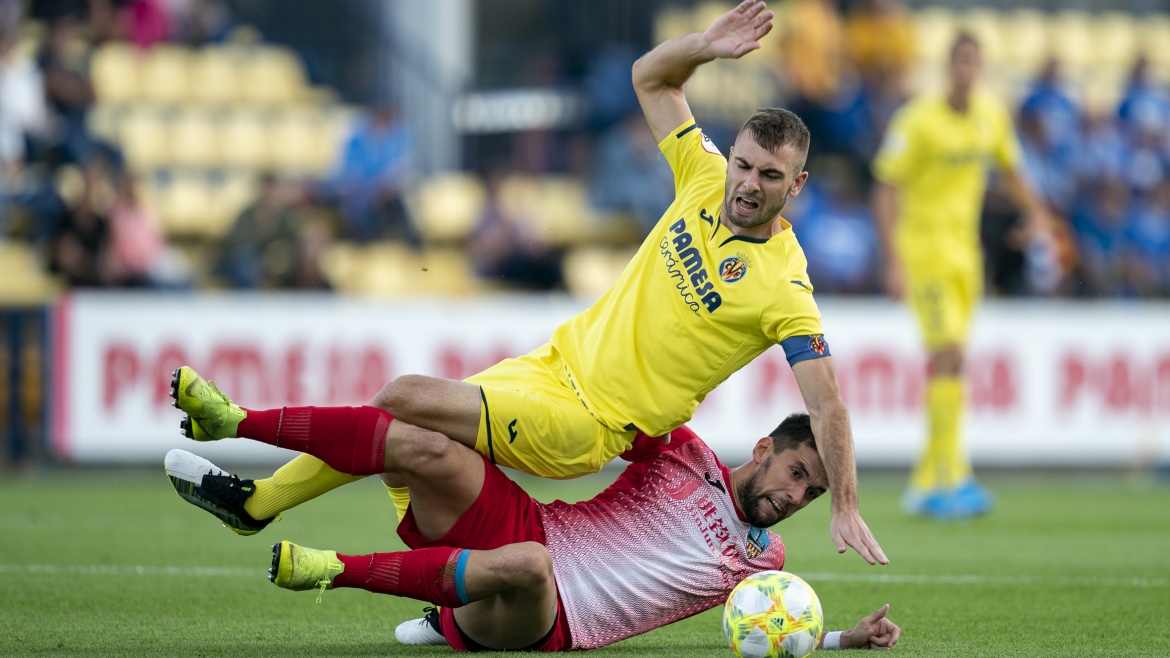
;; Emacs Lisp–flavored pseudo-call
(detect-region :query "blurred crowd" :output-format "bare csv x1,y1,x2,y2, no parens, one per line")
2,0,1170,299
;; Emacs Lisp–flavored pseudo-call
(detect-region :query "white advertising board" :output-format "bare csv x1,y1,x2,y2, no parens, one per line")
55,293,1170,466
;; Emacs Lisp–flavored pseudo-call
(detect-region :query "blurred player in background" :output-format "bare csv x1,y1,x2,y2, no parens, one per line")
872,33,1053,520
170,0,886,564
164,414,900,652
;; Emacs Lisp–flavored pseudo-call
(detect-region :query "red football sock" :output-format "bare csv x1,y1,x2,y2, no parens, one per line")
333,548,471,607
236,406,391,476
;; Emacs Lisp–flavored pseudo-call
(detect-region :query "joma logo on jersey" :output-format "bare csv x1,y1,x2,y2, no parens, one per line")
665,218,721,313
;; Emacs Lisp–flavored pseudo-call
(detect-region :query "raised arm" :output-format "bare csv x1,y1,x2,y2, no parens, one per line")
791,356,888,565
632,0,773,143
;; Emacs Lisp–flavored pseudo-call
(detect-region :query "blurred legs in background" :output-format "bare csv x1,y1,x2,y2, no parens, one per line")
903,272,994,520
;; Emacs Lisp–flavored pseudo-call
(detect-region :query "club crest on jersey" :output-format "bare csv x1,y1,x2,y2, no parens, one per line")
809,335,828,356
719,256,747,283
746,526,771,559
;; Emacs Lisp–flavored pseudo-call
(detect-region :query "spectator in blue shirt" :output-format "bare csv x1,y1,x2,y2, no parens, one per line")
1124,179,1170,296
1117,58,1170,195
589,112,675,236
327,104,418,243
1018,59,1080,214
792,175,879,294
1071,179,1133,296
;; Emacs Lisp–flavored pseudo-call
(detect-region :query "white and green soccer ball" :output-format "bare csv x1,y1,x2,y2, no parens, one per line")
724,571,823,658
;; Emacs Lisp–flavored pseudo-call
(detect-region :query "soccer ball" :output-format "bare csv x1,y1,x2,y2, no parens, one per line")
724,571,823,658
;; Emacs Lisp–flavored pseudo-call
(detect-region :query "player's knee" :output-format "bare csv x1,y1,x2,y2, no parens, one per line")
372,375,427,414
504,542,554,592
388,425,451,475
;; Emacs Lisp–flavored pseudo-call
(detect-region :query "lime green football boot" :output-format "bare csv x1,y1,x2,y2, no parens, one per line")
269,540,345,603
169,366,246,442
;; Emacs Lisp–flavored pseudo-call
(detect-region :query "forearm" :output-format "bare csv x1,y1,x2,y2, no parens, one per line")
1002,168,1045,219
809,397,859,512
871,181,899,267
632,32,716,95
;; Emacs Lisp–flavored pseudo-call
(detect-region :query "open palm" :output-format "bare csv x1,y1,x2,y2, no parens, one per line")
703,0,774,59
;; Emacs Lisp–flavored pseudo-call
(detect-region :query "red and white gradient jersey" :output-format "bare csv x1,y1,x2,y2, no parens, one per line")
536,427,786,649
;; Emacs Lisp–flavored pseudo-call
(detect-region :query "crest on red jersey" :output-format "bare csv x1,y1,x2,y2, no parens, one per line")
746,526,771,559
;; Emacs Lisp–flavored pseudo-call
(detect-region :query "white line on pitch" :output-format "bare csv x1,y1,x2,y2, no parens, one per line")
801,572,1168,588
0,565,257,577
0,565,1165,587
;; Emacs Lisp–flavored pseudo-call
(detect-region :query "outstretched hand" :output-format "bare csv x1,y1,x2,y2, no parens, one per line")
703,0,774,60
841,604,901,650
831,508,889,565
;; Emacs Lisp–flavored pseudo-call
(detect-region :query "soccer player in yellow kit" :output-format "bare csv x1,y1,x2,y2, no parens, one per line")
170,0,886,565
872,33,1051,520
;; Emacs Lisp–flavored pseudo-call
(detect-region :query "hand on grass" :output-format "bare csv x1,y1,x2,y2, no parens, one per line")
842,604,901,650
831,508,889,565
703,0,774,60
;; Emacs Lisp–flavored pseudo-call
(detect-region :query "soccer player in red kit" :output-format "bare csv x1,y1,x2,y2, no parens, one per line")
166,413,900,651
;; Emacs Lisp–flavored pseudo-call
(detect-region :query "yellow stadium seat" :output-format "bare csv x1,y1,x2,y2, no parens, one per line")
912,8,956,64
694,3,732,35
139,45,191,103
654,6,695,45
313,106,355,173
189,45,242,104
1000,9,1048,72
91,42,140,103
86,104,125,144
1140,15,1170,69
158,172,212,236
325,242,420,296
563,246,637,299
1049,11,1093,70
119,106,170,170
1079,68,1126,117
413,174,486,243
417,248,478,295
238,46,307,105
169,108,220,167
1093,13,1138,69
320,241,359,291
498,176,592,246
268,107,322,174
219,108,271,169
0,242,58,303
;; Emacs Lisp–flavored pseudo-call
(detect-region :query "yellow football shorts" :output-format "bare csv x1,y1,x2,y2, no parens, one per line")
463,343,636,480
905,268,981,349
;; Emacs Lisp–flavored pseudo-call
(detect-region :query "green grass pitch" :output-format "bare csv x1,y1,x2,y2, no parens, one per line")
1,465,1168,657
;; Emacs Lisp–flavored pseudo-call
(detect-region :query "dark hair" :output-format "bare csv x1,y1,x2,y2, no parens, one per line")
737,108,811,171
769,413,816,455
950,31,981,61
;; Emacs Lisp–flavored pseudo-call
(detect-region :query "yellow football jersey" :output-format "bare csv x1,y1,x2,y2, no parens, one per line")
549,118,826,438
872,90,1022,274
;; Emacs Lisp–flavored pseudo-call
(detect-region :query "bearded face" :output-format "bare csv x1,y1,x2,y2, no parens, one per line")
722,134,807,231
